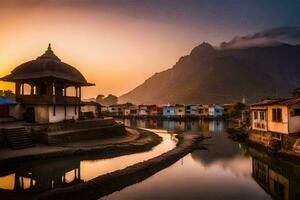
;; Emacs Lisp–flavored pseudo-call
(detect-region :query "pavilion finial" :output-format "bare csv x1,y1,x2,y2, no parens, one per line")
37,43,61,61
48,43,52,51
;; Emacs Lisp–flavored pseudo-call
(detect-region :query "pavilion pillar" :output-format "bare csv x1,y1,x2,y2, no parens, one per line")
15,82,20,96
30,84,34,95
79,87,81,118
64,86,67,96
21,83,24,95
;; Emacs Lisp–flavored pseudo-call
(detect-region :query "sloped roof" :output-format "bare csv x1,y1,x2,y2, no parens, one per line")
251,97,300,106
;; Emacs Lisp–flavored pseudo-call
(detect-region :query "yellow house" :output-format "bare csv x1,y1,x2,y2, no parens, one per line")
250,97,300,147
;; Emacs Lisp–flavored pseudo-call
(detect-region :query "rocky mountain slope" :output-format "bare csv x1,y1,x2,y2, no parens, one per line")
120,42,300,104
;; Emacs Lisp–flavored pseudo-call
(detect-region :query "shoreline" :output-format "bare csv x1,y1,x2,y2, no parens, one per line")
36,132,206,200
0,127,162,167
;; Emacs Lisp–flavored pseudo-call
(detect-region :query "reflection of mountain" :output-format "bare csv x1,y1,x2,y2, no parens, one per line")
191,132,243,166
250,147,300,200
0,158,82,194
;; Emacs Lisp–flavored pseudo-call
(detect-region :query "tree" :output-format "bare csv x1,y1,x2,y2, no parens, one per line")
96,94,105,104
98,94,118,106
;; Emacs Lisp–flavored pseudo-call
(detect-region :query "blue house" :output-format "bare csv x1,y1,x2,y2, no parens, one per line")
0,96,16,118
163,106,175,117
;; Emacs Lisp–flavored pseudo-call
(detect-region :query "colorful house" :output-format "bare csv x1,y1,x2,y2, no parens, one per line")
163,105,175,117
138,105,157,116
174,104,185,117
250,96,300,150
208,105,223,118
124,106,138,116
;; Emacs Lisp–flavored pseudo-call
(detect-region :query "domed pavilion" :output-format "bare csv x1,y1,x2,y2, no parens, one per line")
1,44,95,123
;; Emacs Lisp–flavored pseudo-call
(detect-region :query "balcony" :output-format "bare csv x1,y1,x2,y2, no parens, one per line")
16,95,80,105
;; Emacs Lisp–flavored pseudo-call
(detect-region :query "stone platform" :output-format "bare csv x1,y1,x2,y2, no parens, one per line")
31,118,126,144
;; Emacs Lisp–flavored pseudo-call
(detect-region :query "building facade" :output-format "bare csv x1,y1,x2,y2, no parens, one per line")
250,97,300,152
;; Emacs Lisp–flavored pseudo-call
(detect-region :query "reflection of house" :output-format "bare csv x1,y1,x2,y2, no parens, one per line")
249,92,300,151
0,44,94,123
251,148,300,200
209,120,223,132
0,158,82,193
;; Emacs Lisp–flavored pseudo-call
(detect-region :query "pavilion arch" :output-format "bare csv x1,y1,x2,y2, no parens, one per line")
66,86,77,97
22,83,33,95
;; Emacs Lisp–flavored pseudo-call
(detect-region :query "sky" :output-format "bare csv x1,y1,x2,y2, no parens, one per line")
0,0,299,98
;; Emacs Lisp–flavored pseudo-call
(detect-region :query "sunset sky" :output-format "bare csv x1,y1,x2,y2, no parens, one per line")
0,0,299,98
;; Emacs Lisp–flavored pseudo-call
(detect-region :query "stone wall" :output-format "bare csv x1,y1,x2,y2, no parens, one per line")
42,123,126,144
282,135,298,151
249,130,271,147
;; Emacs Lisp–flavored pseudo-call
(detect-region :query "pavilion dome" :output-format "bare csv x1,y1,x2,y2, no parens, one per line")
1,44,93,86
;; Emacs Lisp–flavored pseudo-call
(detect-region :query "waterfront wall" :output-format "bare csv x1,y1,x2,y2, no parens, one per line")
30,118,126,144
249,130,271,147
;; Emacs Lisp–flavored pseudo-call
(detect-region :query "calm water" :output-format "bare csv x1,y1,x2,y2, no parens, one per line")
102,119,300,200
0,130,176,194
0,119,299,200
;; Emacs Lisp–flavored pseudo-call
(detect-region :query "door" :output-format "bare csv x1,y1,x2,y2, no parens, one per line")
25,107,35,123
0,105,9,117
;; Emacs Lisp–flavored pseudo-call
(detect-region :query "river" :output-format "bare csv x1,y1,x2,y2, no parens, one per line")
0,119,299,200
102,119,300,200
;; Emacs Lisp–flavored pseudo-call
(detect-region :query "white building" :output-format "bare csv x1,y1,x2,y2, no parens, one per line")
0,44,94,123
208,105,223,118
174,104,185,116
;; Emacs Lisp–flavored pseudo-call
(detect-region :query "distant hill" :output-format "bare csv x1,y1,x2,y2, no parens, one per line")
119,42,300,104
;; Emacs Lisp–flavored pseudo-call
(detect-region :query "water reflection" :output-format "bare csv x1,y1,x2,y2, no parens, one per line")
1,119,299,200
0,131,176,196
118,118,223,133
0,159,82,194
250,148,300,200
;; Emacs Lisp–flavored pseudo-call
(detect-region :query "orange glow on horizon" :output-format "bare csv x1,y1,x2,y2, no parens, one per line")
0,4,229,99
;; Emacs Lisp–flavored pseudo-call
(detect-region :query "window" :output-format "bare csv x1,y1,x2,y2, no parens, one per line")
259,111,265,120
294,108,300,116
254,111,258,120
272,108,282,122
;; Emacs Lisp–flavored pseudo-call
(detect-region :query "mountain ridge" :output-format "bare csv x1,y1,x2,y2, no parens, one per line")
119,42,300,104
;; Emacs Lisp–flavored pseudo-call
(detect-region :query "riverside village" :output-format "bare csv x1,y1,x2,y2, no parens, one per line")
0,44,300,200
1,2,300,200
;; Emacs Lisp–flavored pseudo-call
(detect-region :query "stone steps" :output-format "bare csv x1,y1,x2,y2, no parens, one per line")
4,128,35,149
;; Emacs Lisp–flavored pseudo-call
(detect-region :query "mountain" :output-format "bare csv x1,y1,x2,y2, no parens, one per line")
119,42,300,104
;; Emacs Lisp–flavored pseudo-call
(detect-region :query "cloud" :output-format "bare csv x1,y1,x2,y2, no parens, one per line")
220,26,300,49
